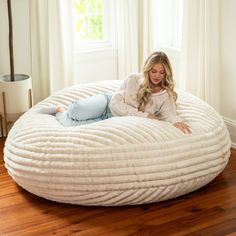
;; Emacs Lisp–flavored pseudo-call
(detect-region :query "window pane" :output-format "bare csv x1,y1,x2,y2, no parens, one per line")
89,15,103,40
73,0,86,13
88,0,96,13
75,15,88,40
73,0,104,42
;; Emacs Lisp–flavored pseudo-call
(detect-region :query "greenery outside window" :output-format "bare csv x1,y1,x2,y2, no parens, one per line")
73,0,114,52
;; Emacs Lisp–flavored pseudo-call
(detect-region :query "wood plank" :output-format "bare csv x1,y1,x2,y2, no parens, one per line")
0,137,236,236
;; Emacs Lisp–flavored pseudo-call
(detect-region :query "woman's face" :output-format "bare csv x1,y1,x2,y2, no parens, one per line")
148,63,166,87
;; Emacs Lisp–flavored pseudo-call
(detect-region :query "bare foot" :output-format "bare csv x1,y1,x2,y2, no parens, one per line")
56,107,66,113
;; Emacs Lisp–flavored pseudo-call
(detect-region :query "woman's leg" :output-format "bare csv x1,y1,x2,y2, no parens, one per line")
67,94,109,120
56,112,103,127
101,94,113,119
56,93,112,127
36,106,57,114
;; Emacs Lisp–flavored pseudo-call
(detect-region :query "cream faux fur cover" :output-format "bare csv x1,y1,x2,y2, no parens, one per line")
4,80,231,206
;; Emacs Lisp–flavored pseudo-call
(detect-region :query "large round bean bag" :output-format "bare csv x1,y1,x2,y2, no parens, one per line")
4,80,231,206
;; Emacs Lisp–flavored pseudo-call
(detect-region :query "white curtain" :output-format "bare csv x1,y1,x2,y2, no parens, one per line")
116,0,154,80
180,0,220,111
30,0,75,104
139,0,154,69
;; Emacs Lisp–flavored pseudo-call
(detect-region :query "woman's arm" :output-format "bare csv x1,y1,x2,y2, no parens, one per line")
157,97,191,133
109,75,149,118
156,97,181,123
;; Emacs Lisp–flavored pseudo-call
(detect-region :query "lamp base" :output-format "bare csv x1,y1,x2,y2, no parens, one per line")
1,89,33,137
0,74,33,137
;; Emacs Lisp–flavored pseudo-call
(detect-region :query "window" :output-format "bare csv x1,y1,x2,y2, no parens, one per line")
72,0,115,52
153,0,183,49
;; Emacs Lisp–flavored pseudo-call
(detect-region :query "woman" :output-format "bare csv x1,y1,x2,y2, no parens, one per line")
38,51,191,134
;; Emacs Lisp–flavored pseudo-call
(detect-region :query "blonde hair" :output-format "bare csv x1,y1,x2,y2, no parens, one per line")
137,51,177,112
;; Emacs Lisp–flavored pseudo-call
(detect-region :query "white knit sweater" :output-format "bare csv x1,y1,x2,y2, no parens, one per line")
109,74,182,124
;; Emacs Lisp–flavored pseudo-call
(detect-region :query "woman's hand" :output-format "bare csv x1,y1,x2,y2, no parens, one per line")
147,113,157,119
173,122,191,134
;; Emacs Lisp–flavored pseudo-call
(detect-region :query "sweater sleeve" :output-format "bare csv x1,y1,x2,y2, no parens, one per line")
109,75,149,118
156,96,182,124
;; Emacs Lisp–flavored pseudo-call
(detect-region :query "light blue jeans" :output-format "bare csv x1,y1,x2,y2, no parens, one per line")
56,93,113,126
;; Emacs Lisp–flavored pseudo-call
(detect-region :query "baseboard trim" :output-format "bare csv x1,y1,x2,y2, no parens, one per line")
223,117,236,150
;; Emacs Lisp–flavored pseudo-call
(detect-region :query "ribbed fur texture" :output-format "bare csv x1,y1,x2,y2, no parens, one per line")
4,80,231,206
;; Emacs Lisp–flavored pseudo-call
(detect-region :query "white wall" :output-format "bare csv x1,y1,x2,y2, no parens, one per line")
220,0,236,147
76,49,118,84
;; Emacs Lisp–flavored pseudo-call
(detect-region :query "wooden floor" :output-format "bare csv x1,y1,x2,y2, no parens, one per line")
0,137,236,236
